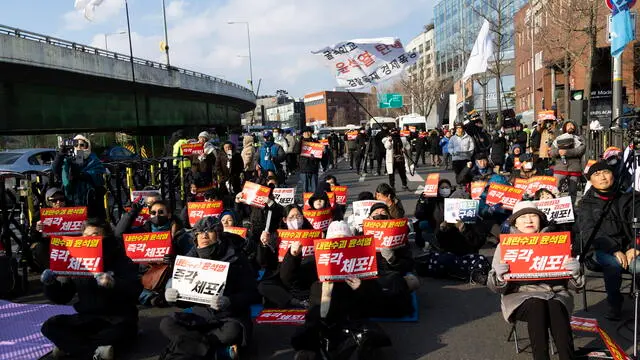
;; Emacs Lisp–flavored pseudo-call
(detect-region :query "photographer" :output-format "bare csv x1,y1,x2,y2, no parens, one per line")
550,121,585,199
53,135,106,219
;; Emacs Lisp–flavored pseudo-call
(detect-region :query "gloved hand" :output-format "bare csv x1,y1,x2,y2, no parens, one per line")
131,195,144,212
494,263,510,282
380,248,395,262
165,288,179,303
40,269,57,286
163,253,176,265
94,272,115,288
562,257,581,278
487,203,503,215
500,221,511,234
210,296,231,311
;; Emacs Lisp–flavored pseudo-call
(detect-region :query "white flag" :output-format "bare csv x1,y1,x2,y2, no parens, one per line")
313,38,420,89
463,19,494,80
74,0,104,21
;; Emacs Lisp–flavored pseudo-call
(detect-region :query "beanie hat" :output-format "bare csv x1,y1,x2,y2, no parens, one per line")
368,203,390,217
193,216,223,241
507,201,547,226
73,134,91,152
198,131,210,139
45,188,64,204
325,221,353,239
586,160,613,180
219,209,239,226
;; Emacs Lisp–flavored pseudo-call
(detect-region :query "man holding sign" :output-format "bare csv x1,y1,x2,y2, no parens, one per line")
296,127,321,193
160,217,257,359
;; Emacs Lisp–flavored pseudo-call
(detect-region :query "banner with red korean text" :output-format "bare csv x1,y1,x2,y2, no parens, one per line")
187,201,224,226
303,192,336,210
422,173,439,197
331,186,348,205
537,110,556,121
570,316,599,333
272,188,295,207
125,207,150,228
123,232,172,263
362,218,408,249
300,141,325,159
526,176,558,194
241,182,271,208
598,327,632,360
400,130,411,137
533,196,575,224
131,190,161,202
513,178,528,191
172,255,230,305
181,143,204,156
225,227,248,238
277,229,322,261
346,131,358,141
49,236,103,276
255,309,306,325
486,184,524,210
319,138,329,146
314,236,377,281
304,208,333,231
571,316,632,360
470,181,487,200
41,207,88,236
499,232,572,281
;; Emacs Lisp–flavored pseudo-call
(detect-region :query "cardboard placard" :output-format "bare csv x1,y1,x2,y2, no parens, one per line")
224,227,248,238
123,232,172,263
346,131,358,141
172,255,230,305
272,188,296,207
301,141,325,159
41,207,88,236
240,182,271,209
277,229,322,261
533,196,575,224
444,199,479,224
570,316,599,333
49,236,102,276
470,181,487,200
362,218,409,249
314,236,377,281
400,130,411,137
331,186,348,206
513,178,529,191
527,176,558,195
255,309,306,325
499,232,572,281
303,192,336,210
181,143,205,156
351,200,385,231
187,201,224,226
132,207,150,228
303,208,333,231
422,173,440,197
486,184,524,210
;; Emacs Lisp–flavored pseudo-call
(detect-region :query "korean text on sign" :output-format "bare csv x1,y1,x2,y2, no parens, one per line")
171,255,230,305
526,176,558,195
49,236,103,276
224,227,248,238
255,309,306,325
534,196,575,224
314,236,377,281
485,184,524,210
331,186,348,206
41,207,88,236
422,174,439,197
187,201,224,226
499,232,572,281
351,200,385,231
277,229,322,261
303,208,333,231
300,141,325,159
181,143,204,156
362,218,408,249
241,182,271,209
272,188,296,207
444,199,479,224
303,192,336,210
470,181,487,200
131,190,161,202
129,207,150,228
123,231,172,263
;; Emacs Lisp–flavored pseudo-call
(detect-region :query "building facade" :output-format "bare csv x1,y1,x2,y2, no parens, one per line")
303,91,372,127
265,101,306,129
407,24,436,82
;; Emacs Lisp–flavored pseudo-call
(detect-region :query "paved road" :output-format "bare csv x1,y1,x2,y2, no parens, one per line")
14,159,640,359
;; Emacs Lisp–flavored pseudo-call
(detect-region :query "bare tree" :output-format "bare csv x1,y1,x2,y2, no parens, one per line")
398,73,453,120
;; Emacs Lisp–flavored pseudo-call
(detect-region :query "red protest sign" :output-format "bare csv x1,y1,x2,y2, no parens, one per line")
241,182,271,208
486,183,524,210
303,192,336,210
181,143,204,156
331,186,348,205
362,218,408,249
400,130,411,137
346,131,358,141
599,326,633,360
277,229,322,261
513,178,528,191
49,236,103,276
422,173,439,197
499,232,572,281
225,227,248,238
132,207,150,228
570,316,599,333
314,236,377,281
301,141,325,159
526,176,558,194
470,181,487,200
123,231,172,263
255,309,306,325
304,208,333,231
41,207,88,236
187,201,224,226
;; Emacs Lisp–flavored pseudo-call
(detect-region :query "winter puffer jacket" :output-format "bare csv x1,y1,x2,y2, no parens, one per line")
241,136,255,172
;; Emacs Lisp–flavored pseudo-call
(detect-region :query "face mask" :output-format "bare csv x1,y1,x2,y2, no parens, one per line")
438,188,451,197
74,149,89,160
190,190,197,195
523,162,533,171
196,243,219,259
287,218,304,230
372,215,389,220
150,215,170,227
226,150,232,157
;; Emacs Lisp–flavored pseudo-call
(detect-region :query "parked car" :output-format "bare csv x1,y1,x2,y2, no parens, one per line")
0,148,56,174
99,145,139,163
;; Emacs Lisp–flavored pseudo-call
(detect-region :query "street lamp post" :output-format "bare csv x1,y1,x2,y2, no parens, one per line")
103,31,127,51
227,21,254,93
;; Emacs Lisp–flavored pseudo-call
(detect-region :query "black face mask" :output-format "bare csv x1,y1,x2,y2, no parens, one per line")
372,215,389,220
196,243,219,259
150,215,170,227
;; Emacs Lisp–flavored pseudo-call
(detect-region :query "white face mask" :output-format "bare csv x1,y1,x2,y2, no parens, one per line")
74,149,89,160
226,150,232,157
287,218,304,230
438,188,451,197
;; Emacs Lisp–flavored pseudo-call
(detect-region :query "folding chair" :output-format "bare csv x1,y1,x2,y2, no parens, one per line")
507,321,556,355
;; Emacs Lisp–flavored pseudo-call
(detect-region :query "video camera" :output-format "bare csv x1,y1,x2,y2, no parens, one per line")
57,136,75,156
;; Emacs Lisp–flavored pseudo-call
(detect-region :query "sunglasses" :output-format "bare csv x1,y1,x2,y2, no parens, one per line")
48,196,65,203
74,141,88,149
149,209,166,216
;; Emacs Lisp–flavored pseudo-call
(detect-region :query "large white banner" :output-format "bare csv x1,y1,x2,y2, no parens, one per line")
313,38,420,89
172,255,230,305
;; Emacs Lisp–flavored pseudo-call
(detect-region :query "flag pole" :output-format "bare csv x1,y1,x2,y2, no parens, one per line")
124,0,141,142
161,0,171,67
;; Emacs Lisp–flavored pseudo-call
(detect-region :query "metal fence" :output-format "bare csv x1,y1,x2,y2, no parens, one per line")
584,129,627,160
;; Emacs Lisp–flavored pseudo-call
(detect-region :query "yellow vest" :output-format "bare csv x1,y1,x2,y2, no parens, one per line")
172,139,191,169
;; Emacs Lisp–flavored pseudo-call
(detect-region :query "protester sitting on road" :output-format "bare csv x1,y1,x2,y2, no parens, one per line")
30,187,67,272
488,201,583,360
375,183,405,219
53,134,106,219
40,218,141,360
363,203,414,275
504,144,523,174
456,152,494,185
161,216,257,359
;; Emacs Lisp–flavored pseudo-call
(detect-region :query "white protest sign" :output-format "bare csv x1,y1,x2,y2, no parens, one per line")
171,255,230,305
534,196,575,224
313,38,420,89
131,190,161,202
352,200,385,230
272,188,295,207
444,198,479,224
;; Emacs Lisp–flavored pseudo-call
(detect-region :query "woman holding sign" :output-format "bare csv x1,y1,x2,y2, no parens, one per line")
487,202,583,360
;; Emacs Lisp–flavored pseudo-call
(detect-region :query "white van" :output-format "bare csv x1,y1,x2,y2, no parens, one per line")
397,113,428,132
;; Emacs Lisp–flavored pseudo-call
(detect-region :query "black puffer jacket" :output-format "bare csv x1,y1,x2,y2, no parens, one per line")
490,135,508,166
575,188,628,255
296,137,320,174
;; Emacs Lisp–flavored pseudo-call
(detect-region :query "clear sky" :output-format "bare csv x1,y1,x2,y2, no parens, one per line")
0,0,435,98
